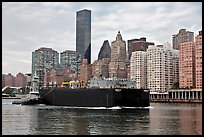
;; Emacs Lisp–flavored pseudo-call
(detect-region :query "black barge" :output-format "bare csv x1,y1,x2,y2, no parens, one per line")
39,88,150,107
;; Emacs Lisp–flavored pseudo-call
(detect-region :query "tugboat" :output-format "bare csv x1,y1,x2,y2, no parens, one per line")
12,72,42,105
28,72,40,100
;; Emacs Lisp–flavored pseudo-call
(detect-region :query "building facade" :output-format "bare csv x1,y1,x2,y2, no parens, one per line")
78,59,92,82
60,50,81,80
91,60,98,78
15,72,28,87
172,29,194,50
179,30,202,90
100,58,111,78
32,47,59,87
130,51,147,89
93,60,102,78
163,43,175,92
147,45,165,92
171,49,179,85
63,66,74,82
164,43,179,90
2,73,29,88
127,37,154,59
93,58,110,78
76,9,91,64
126,61,131,80
25,73,32,87
195,31,202,90
44,67,64,87
147,44,179,93
179,42,195,89
2,74,6,88
3,73,15,87
109,31,128,79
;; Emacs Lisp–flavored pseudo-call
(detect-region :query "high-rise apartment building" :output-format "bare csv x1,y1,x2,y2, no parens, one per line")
76,9,91,64
109,31,127,79
179,41,195,89
147,44,179,92
130,51,147,89
172,29,194,50
60,50,81,79
32,47,59,87
179,30,202,90
195,31,202,90
147,45,165,92
127,37,154,59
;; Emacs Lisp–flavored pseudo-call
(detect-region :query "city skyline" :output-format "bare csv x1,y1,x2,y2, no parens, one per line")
2,2,202,75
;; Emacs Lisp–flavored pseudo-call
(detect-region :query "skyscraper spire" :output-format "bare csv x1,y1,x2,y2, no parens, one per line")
116,30,122,41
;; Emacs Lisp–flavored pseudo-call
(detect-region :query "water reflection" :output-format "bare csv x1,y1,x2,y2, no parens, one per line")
31,107,150,135
149,103,202,135
2,102,38,135
178,103,202,135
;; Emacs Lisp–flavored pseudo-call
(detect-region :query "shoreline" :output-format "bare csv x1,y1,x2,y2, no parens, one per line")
2,95,28,99
2,97,22,99
150,99,202,103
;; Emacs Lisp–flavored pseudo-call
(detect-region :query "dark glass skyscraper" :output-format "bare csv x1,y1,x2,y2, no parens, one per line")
76,9,91,64
98,40,111,60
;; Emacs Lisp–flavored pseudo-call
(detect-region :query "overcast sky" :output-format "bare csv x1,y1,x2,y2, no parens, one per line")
2,2,202,75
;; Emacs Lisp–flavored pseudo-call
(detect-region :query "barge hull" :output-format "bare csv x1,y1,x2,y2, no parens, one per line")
39,88,150,107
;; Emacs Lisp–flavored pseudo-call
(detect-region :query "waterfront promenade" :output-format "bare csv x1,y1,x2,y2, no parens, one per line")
150,89,202,103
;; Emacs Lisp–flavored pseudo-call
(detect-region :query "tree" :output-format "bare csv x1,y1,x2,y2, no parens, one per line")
171,82,179,89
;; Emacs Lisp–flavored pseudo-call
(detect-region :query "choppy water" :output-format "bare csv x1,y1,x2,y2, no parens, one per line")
2,99,202,135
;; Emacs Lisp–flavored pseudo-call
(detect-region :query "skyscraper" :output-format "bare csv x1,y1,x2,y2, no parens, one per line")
130,51,147,89
60,50,81,79
127,37,154,59
98,40,111,60
179,30,202,90
32,47,59,87
76,9,91,64
179,41,195,89
195,30,202,90
172,29,194,50
109,31,127,79
147,44,179,93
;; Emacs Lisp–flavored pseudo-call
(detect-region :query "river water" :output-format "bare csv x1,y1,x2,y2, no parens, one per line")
2,99,202,135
